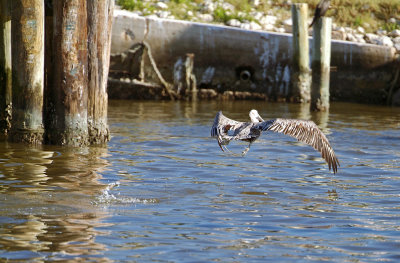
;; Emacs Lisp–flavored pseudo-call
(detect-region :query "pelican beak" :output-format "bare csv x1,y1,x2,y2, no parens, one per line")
257,115,264,122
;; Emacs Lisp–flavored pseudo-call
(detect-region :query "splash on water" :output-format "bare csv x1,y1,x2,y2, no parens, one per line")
93,182,158,205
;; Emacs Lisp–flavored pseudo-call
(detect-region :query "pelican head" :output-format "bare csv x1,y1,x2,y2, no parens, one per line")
249,109,264,123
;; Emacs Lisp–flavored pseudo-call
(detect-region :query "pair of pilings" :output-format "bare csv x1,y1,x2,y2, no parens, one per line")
0,0,114,145
291,3,331,111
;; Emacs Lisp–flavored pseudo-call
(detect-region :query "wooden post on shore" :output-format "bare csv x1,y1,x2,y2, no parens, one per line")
10,0,45,144
87,0,114,144
291,3,311,103
47,0,89,146
311,17,332,111
185,53,197,101
0,0,12,136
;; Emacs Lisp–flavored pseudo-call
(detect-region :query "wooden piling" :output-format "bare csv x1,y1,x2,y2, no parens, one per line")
4,0,114,146
0,0,12,136
47,0,89,146
87,0,114,144
43,0,54,140
185,53,197,100
10,0,45,144
311,17,332,111
291,3,311,103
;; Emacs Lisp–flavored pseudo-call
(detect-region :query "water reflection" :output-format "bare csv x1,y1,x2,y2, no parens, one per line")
1,100,400,262
0,144,53,193
0,143,112,261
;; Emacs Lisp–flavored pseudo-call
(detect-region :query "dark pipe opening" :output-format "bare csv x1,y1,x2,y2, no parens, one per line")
235,66,254,82
240,70,251,81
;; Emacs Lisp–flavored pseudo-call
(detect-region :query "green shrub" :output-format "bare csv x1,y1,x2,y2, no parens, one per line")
116,0,144,11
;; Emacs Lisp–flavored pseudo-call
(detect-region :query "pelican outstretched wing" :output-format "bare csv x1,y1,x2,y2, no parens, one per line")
211,111,247,151
256,118,339,173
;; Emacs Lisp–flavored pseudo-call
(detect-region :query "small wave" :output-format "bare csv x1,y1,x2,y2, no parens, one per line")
93,182,159,205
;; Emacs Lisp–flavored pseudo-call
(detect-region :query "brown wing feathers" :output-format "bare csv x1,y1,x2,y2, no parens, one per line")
262,118,339,173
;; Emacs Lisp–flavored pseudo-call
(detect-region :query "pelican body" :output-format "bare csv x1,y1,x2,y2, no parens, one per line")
211,110,339,173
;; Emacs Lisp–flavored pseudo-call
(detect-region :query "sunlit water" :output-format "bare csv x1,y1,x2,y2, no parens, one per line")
1,100,399,262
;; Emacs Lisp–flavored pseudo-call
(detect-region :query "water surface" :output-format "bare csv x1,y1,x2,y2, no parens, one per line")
1,100,400,262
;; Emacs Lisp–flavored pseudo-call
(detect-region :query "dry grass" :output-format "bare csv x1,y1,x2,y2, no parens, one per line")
265,0,400,32
302,0,400,31
117,0,400,33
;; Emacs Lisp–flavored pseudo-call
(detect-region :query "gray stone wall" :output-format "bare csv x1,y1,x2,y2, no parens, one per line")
110,10,400,105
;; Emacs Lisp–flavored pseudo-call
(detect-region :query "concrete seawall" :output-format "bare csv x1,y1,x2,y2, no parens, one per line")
110,10,400,105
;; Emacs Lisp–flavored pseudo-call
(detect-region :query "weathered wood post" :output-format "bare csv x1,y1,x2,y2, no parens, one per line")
87,0,114,144
311,17,332,111
291,3,311,103
43,0,54,138
47,0,89,146
185,53,197,101
0,0,12,136
10,0,45,144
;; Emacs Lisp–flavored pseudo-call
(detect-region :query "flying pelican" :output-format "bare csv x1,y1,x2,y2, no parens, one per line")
211,110,339,173
309,0,331,28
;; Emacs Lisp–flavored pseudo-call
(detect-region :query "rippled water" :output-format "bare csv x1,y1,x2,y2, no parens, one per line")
1,100,399,262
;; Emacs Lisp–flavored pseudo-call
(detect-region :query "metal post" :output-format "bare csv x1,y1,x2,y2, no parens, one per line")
291,3,311,103
311,17,332,111
10,0,44,144
0,0,12,136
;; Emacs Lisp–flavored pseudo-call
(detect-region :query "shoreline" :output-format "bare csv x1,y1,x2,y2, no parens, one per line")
109,11,400,106
115,0,400,53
